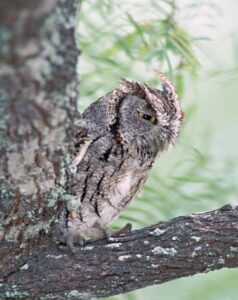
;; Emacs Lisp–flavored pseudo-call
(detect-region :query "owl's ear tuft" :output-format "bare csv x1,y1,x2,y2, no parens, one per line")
119,78,146,98
154,69,179,104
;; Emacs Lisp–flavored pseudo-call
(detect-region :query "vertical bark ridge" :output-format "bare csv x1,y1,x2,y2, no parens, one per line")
0,0,80,277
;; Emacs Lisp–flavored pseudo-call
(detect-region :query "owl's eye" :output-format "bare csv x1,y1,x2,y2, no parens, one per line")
138,111,157,125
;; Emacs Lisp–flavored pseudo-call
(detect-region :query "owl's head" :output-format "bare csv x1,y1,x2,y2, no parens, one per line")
113,71,183,160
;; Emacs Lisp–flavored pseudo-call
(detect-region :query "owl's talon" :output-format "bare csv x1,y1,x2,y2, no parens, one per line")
112,223,132,236
105,223,132,241
120,223,132,234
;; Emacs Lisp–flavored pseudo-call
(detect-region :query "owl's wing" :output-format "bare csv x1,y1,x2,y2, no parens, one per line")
71,125,92,167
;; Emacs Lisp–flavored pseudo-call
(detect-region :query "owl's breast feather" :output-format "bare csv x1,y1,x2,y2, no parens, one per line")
110,171,133,208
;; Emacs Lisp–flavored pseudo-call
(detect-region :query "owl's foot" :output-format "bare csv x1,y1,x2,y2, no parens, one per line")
65,231,85,255
104,223,132,240
55,216,86,255
114,223,132,235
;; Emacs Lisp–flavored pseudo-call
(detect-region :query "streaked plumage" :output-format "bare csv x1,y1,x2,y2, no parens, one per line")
58,71,183,252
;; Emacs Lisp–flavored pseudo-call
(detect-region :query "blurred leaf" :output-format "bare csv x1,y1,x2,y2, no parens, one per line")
126,12,148,49
175,72,184,95
77,1,238,300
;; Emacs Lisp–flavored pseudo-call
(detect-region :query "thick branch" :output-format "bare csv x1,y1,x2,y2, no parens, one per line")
1,204,238,299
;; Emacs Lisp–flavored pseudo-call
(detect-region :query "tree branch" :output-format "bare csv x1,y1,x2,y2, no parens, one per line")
0,205,238,299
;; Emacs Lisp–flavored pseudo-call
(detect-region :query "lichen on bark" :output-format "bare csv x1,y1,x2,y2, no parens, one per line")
0,0,80,272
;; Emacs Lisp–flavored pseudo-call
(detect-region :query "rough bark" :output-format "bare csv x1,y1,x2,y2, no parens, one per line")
0,1,238,300
0,0,80,297
0,205,238,299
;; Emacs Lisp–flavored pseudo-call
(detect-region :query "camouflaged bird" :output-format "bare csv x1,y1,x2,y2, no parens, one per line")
57,71,183,253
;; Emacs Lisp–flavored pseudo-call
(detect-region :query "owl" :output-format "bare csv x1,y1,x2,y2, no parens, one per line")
58,71,183,253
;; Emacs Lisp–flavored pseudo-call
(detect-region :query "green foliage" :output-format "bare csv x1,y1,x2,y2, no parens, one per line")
78,0,238,299
78,0,205,110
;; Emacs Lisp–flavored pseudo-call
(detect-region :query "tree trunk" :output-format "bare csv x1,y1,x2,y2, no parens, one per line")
0,1,238,300
0,0,80,296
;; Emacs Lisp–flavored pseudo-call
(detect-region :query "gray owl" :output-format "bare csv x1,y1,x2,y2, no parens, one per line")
58,71,183,253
